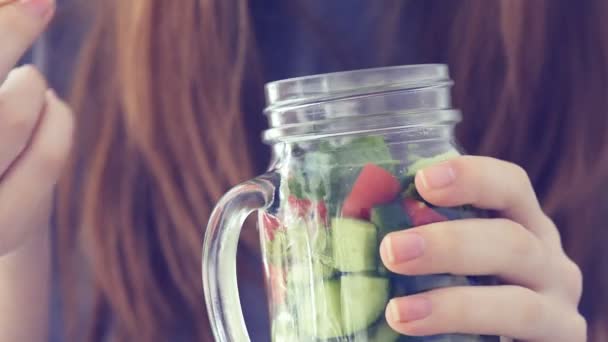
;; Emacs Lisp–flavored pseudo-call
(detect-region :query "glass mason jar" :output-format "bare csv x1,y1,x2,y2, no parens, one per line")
203,65,506,342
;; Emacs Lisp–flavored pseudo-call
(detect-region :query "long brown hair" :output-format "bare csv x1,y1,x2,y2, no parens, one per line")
57,0,608,341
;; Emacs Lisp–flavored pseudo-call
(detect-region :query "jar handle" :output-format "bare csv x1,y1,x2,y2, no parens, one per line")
202,173,278,342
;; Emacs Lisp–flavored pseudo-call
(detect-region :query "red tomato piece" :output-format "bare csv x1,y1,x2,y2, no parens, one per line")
402,198,448,226
288,195,312,217
261,213,282,240
342,164,401,219
342,198,372,220
316,201,328,225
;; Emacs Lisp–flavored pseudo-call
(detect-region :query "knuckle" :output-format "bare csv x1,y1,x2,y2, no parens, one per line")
538,214,563,245
510,162,530,182
35,137,71,171
0,66,49,137
60,103,75,123
516,287,547,329
18,65,45,84
509,162,534,193
504,219,544,264
572,313,588,341
35,111,74,170
52,99,74,120
561,258,584,300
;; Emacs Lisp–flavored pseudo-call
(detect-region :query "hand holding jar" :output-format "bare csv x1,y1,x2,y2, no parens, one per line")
202,65,585,342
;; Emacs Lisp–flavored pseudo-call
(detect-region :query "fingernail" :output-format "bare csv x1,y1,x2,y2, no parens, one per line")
418,162,456,189
19,0,54,18
384,233,425,264
387,297,432,323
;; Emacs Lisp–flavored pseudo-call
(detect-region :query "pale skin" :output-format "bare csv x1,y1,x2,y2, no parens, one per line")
0,0,73,341
0,0,585,341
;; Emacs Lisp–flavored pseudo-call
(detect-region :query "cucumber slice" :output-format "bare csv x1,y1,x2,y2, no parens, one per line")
285,224,311,263
292,275,390,340
286,223,330,264
341,274,390,335
298,279,343,339
311,226,333,263
332,218,378,272
271,311,298,342
287,261,335,285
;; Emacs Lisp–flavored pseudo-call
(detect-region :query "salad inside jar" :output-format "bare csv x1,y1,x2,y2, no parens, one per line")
261,135,499,342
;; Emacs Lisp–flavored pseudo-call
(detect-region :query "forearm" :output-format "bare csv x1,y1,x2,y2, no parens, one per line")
0,227,50,342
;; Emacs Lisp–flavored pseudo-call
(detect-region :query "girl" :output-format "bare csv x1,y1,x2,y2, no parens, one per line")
0,0,603,340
